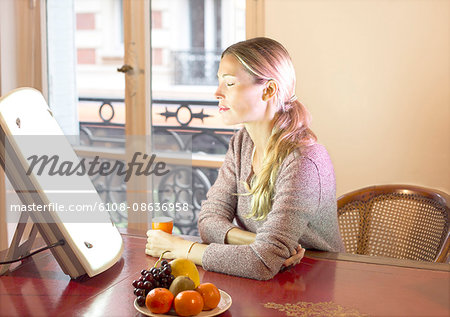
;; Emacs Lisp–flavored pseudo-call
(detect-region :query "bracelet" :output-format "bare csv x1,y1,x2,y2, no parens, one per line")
186,242,197,260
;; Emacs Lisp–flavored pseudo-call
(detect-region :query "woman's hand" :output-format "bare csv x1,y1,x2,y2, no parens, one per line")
146,230,191,259
280,245,305,272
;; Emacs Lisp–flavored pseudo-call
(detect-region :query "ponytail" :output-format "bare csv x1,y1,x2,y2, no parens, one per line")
245,100,317,220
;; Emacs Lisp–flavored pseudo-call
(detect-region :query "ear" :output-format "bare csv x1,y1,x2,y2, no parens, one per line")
262,80,278,101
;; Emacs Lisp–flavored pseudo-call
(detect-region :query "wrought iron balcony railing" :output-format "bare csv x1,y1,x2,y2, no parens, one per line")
76,97,234,234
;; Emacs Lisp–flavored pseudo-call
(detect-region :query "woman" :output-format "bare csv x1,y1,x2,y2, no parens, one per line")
146,37,344,280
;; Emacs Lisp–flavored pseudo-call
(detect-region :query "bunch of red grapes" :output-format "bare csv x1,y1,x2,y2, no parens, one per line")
132,259,175,307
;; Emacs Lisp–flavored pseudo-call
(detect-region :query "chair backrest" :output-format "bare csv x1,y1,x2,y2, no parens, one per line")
337,185,450,262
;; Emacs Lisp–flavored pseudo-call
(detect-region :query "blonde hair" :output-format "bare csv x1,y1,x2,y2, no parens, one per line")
223,37,317,220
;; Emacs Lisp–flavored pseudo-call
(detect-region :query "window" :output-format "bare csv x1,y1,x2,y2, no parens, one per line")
44,0,245,232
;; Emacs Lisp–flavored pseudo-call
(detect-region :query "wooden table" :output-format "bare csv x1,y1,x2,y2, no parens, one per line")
1,230,449,316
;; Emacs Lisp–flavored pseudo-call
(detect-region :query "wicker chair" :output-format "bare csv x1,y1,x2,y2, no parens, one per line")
337,185,450,262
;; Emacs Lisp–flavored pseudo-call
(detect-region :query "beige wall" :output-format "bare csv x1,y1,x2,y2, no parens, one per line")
0,0,17,95
0,0,14,250
0,0,46,248
0,0,45,95
264,0,449,196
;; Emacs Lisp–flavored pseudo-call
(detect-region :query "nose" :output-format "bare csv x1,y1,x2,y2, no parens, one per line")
214,85,224,100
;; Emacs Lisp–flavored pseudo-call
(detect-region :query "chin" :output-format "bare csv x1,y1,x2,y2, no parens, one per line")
220,114,238,126
222,121,236,126
222,119,242,126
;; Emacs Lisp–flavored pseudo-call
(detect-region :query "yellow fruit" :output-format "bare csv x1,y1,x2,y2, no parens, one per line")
169,258,200,287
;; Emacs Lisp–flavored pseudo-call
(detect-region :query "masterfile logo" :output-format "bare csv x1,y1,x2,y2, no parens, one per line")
26,152,169,182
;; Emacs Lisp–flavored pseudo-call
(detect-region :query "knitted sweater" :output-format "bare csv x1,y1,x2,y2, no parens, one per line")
198,128,345,280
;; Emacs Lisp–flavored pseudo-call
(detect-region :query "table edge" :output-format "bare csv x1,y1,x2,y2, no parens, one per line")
306,250,450,272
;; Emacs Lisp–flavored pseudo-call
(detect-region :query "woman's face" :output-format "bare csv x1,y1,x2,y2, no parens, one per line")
215,54,269,126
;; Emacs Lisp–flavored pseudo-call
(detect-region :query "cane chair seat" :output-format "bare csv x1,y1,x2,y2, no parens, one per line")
337,185,450,262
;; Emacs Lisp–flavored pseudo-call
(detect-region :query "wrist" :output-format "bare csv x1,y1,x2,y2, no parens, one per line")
174,239,194,259
186,242,198,260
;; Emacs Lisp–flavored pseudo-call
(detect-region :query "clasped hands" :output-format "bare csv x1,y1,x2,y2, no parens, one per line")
146,229,305,271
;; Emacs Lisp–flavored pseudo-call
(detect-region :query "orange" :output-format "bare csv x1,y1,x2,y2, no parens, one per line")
173,290,204,316
145,288,174,314
195,283,221,310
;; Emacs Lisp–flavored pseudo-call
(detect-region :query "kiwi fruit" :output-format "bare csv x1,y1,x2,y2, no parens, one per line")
168,276,196,297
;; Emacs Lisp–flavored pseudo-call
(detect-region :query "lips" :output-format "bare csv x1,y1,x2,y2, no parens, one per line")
219,105,230,113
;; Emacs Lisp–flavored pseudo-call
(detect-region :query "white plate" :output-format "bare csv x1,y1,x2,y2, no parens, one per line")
134,289,232,317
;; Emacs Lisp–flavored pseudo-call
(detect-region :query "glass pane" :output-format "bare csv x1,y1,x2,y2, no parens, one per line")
74,0,126,148
47,0,126,143
74,0,127,225
151,0,245,132
150,0,246,235
46,0,127,226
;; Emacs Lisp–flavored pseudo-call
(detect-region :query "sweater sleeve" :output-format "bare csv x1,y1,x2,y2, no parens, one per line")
197,133,240,244
201,153,321,280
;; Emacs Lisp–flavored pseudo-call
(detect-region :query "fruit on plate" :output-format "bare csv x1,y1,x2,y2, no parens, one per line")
133,251,176,307
173,290,204,317
145,288,174,314
195,283,221,310
169,276,196,297
170,258,200,287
